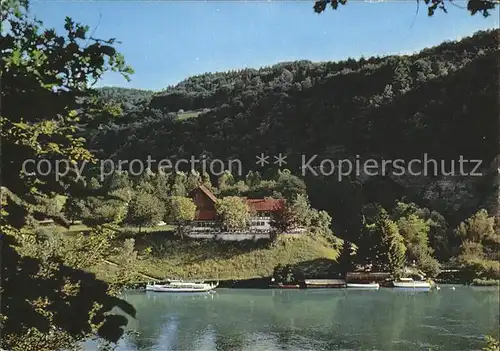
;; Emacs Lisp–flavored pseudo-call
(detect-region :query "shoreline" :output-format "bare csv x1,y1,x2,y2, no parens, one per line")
121,277,499,291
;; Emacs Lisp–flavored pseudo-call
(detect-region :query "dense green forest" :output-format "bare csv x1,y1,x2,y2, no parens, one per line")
91,29,499,244
69,30,499,290
95,29,498,171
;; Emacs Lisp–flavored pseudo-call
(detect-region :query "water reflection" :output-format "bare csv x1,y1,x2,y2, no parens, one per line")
108,286,499,351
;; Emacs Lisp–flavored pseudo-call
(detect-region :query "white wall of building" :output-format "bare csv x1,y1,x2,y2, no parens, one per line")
186,232,303,241
190,221,219,232
191,216,273,232
249,217,271,231
186,233,271,241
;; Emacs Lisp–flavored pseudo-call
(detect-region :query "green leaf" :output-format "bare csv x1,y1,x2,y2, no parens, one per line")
11,49,21,65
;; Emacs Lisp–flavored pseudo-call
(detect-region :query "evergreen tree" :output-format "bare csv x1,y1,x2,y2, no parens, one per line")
245,171,262,188
379,218,407,277
152,171,171,202
201,172,214,191
169,172,187,197
106,171,131,191
218,171,235,192
185,170,202,193
135,171,155,194
62,197,88,224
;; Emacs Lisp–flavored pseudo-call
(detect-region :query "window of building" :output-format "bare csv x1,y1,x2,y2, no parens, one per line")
251,221,265,226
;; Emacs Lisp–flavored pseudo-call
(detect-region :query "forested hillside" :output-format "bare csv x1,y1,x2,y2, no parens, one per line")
94,30,498,164
89,30,498,270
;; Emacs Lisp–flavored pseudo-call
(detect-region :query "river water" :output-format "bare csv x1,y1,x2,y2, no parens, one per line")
93,286,499,350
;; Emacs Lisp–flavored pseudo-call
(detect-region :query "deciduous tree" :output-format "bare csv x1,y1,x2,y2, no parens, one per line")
454,209,499,281
271,194,312,232
166,196,197,239
1,1,135,348
273,169,307,201
114,238,138,284
313,0,498,17
396,214,441,277
215,197,251,231
126,192,165,231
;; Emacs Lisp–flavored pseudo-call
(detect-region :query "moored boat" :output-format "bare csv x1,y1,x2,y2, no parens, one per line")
145,279,180,291
303,279,346,288
346,283,380,289
392,277,431,289
269,283,300,289
146,280,218,293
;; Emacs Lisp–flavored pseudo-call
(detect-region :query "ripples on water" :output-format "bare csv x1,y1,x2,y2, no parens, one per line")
86,285,499,351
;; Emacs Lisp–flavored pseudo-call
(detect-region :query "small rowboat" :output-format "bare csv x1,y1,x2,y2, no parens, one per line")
346,283,380,289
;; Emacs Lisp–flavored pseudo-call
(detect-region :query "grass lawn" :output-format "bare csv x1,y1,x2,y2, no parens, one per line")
44,223,175,236
177,110,202,120
66,223,92,234
126,234,340,281
46,221,340,283
54,195,67,211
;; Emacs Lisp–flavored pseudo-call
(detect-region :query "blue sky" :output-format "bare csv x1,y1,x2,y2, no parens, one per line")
31,1,498,91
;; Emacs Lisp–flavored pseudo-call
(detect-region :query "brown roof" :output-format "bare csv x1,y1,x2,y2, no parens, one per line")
194,200,283,220
192,186,283,217
244,198,284,212
198,185,217,203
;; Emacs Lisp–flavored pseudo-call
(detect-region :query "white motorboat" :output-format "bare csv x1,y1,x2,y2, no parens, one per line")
146,280,218,293
145,279,180,291
346,283,380,289
392,277,431,289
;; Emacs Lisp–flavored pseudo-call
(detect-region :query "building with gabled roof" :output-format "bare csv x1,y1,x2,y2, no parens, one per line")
190,185,284,232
